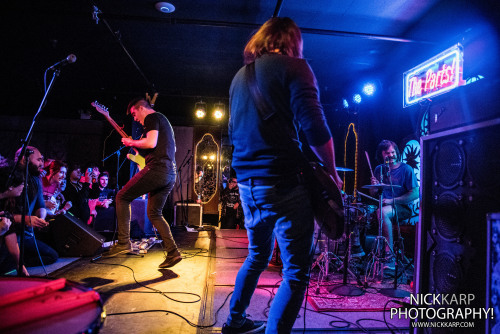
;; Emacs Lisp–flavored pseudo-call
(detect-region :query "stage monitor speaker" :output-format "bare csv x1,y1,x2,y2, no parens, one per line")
417,118,500,332
174,203,202,226
51,213,106,257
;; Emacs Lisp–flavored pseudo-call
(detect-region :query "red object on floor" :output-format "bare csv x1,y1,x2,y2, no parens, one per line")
0,277,102,333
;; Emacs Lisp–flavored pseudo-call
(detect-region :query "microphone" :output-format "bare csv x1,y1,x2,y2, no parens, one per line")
48,54,77,70
385,157,391,176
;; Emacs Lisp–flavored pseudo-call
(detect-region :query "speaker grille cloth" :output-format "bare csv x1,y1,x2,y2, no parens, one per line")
433,140,465,188
467,131,500,190
433,192,464,240
433,253,462,294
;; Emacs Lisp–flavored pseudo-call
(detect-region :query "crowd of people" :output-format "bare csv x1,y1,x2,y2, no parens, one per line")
0,17,420,334
0,147,115,276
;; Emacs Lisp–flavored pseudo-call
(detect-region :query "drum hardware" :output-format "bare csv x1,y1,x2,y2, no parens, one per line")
328,194,364,296
379,217,412,298
362,184,400,283
311,231,341,292
362,183,411,297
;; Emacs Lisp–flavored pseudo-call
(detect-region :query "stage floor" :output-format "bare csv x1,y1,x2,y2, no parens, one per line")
19,228,412,333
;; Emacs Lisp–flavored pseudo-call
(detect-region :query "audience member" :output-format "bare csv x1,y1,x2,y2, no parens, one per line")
13,146,58,267
64,164,94,224
0,157,28,275
220,177,244,229
89,171,115,227
42,160,71,216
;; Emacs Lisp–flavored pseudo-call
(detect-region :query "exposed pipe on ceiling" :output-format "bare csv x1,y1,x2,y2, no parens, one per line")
100,13,432,44
273,0,284,17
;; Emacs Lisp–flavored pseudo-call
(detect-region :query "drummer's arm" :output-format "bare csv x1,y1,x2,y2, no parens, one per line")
369,176,379,197
386,187,419,205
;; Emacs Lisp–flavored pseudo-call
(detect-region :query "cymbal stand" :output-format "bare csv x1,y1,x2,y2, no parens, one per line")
365,190,389,283
311,231,339,293
328,195,364,296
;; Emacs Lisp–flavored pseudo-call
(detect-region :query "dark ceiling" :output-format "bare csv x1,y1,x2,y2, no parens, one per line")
2,0,499,125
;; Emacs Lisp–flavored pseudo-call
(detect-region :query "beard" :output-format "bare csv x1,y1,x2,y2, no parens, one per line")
28,162,41,176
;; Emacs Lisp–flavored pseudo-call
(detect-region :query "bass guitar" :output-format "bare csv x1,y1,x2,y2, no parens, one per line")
91,101,146,170
309,162,344,240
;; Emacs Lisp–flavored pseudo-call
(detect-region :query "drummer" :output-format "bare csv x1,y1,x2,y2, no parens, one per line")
369,140,419,265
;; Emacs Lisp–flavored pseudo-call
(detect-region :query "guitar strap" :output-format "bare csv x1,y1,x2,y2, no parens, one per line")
245,61,344,240
244,61,312,171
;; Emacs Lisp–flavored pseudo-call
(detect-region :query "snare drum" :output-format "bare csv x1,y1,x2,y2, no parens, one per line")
0,277,104,334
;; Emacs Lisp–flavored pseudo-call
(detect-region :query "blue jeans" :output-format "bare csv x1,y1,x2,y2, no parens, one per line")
116,166,177,252
227,180,314,333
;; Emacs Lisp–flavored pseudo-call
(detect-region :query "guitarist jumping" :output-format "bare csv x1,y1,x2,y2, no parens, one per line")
97,98,182,269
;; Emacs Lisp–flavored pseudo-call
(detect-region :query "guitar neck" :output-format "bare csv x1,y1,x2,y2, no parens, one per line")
104,115,130,139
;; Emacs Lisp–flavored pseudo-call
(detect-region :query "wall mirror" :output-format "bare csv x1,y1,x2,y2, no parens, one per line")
194,133,220,204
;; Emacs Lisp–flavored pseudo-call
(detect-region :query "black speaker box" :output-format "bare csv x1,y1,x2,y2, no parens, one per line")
429,79,500,134
174,203,202,226
51,213,105,257
417,118,500,332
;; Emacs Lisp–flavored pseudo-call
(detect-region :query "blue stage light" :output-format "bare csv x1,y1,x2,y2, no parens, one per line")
342,98,349,109
353,93,362,104
362,83,376,96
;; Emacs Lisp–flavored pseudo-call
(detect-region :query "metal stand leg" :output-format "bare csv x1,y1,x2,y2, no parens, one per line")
329,196,364,296
380,230,410,298
365,191,391,282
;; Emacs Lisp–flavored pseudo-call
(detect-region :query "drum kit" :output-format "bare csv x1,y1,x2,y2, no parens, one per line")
312,166,411,297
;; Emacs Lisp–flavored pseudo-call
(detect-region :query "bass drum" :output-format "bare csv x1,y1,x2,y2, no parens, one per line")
0,277,104,334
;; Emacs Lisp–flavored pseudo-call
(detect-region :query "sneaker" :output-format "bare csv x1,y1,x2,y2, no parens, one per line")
101,242,132,258
221,319,265,334
159,249,182,268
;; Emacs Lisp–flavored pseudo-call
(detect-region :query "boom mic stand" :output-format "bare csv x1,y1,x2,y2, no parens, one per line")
177,150,193,226
102,145,127,233
8,68,62,276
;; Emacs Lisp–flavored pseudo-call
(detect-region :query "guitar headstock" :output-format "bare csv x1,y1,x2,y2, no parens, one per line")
91,101,109,116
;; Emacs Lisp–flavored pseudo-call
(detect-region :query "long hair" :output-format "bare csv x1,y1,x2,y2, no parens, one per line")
48,160,67,176
243,17,303,64
376,140,401,163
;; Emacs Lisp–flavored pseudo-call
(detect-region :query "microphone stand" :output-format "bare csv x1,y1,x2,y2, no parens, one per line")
181,152,193,226
11,69,61,276
102,145,127,237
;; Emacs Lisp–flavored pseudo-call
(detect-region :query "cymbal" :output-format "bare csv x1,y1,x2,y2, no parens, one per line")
336,167,353,172
362,183,402,190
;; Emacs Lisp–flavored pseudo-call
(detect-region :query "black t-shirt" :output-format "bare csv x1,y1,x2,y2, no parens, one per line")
142,112,176,172
89,186,115,201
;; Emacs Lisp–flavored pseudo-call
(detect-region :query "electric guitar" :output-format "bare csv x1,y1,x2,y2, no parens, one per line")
91,101,146,170
309,162,344,240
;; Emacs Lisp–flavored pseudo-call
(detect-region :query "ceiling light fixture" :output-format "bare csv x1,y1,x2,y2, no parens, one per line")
155,2,175,14
213,102,225,120
195,101,206,119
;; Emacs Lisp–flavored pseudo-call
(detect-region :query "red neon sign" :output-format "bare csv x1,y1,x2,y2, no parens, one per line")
404,44,464,107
